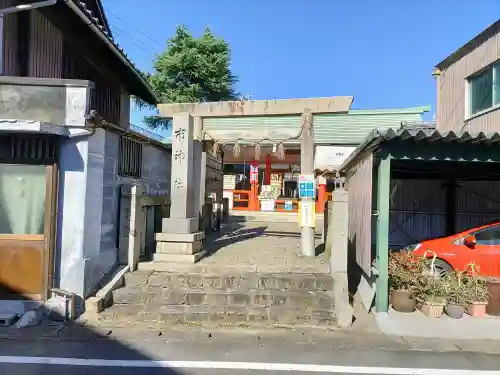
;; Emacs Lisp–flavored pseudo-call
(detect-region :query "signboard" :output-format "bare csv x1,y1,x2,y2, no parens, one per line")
298,174,315,199
250,165,259,184
299,200,315,227
314,146,356,170
284,200,293,211
317,176,327,186
260,199,275,211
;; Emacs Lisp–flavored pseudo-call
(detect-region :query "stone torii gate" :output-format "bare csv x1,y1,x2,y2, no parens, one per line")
154,97,353,263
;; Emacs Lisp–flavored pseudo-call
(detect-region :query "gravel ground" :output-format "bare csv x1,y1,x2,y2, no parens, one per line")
201,221,329,273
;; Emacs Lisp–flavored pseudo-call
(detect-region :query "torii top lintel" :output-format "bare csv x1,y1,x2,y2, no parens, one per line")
157,96,354,118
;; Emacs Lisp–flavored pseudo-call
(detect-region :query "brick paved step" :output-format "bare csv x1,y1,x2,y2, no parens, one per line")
113,286,334,310
99,303,337,327
123,271,334,292
104,270,337,328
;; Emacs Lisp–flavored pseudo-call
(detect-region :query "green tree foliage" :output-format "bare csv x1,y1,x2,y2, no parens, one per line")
137,25,239,129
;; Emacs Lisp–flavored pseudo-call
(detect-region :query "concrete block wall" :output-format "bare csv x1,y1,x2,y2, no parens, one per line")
57,129,171,299
93,131,171,294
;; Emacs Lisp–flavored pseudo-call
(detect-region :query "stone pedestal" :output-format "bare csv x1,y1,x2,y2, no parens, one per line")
154,231,205,263
154,113,206,264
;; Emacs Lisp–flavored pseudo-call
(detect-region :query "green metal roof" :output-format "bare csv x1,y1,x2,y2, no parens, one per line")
340,125,500,171
202,106,430,145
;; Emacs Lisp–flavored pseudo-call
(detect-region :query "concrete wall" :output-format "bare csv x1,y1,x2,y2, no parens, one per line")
57,128,171,298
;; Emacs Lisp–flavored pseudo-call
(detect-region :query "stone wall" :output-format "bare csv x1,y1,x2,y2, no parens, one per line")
57,129,171,298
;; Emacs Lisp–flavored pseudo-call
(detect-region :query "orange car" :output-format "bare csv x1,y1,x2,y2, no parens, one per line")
407,221,500,278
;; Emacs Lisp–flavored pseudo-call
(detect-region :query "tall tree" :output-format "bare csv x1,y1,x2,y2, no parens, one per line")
137,25,239,129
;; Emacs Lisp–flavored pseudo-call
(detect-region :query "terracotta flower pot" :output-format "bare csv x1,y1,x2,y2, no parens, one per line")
445,303,465,319
391,289,416,313
420,301,445,318
466,301,488,317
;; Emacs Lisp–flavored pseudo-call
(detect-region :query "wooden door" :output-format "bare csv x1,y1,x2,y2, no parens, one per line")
0,164,56,301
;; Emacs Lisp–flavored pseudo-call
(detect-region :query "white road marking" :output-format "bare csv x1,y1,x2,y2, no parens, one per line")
0,356,498,374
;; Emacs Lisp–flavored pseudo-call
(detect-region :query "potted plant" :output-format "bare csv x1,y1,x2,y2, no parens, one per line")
463,263,490,317
419,277,447,318
445,272,467,319
388,251,422,312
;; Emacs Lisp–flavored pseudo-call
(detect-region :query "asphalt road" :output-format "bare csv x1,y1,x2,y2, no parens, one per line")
0,335,499,375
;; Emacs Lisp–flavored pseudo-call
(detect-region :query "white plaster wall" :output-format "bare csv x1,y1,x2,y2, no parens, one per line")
57,137,87,296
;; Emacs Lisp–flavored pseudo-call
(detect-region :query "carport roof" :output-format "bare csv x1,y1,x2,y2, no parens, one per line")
340,125,500,171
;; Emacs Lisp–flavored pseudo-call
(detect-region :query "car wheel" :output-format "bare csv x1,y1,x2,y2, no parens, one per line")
429,258,453,278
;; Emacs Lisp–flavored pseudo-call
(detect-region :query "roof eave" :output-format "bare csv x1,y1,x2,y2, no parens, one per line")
435,19,500,71
63,0,157,104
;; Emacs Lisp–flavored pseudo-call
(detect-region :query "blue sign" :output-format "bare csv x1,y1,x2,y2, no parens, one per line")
284,200,293,211
298,177,316,199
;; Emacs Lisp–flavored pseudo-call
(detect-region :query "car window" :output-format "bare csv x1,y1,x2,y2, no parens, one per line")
473,226,500,245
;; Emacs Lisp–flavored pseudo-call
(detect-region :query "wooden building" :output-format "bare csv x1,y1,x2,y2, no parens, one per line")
0,0,170,316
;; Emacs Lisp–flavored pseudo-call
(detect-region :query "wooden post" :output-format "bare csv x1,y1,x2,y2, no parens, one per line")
264,154,271,185
375,153,391,313
300,111,315,257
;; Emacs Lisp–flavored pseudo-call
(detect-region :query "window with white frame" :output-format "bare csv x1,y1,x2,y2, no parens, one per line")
468,62,500,116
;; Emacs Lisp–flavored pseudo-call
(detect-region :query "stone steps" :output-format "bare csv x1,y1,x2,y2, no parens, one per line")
99,270,338,328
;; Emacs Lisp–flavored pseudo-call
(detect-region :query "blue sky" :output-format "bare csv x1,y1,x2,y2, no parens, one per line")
102,0,499,138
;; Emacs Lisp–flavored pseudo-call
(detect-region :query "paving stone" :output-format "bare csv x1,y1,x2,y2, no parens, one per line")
147,273,172,287
184,306,211,322
315,275,334,291
124,271,151,287
251,292,274,306
224,306,247,324
112,287,146,305
208,306,227,323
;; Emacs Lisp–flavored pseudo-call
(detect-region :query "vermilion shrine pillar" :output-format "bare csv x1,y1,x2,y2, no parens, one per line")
249,162,259,211
264,154,271,185
316,176,327,213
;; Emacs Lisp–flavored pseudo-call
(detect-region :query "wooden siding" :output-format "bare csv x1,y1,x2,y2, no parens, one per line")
346,151,373,276
28,11,63,78
63,45,121,125
0,5,122,126
1,0,19,76
437,31,500,133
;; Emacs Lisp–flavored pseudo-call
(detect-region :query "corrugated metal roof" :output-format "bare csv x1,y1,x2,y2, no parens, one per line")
340,125,500,172
203,106,430,145
314,108,426,144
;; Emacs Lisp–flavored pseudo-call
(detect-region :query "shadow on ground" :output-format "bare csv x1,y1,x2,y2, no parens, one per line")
0,283,181,374
202,221,324,258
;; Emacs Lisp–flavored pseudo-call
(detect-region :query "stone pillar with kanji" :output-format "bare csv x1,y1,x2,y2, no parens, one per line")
154,113,205,263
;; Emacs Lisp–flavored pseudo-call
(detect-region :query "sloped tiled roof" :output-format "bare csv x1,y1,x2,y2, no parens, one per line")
65,0,156,103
